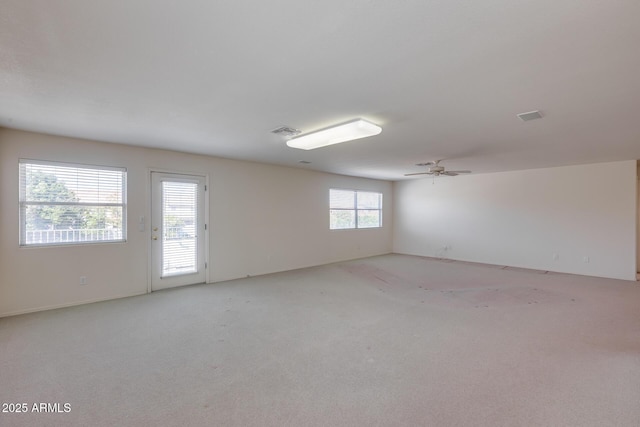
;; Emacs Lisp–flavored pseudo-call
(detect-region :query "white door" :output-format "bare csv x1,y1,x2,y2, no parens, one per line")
151,172,206,290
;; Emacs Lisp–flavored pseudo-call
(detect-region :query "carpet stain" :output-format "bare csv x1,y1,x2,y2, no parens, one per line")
374,275,390,284
435,287,570,308
341,264,421,288
340,262,573,309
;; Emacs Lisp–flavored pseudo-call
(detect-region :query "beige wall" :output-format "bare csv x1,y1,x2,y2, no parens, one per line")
393,161,637,281
0,128,393,316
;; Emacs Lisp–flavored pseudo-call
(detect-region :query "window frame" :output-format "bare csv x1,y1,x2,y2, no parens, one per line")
329,188,383,230
19,159,128,247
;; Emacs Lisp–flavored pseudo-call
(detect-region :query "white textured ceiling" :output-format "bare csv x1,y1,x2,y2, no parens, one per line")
1,1,640,180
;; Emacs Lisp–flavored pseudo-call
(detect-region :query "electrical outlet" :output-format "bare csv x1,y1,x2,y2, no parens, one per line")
583,256,590,264
80,276,88,285
553,253,559,261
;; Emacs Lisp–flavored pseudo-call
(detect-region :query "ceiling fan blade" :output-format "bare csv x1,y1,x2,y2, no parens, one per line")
404,172,434,176
441,172,458,176
446,170,471,174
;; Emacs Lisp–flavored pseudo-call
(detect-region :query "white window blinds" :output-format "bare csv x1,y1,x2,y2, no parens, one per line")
19,160,127,246
161,181,198,277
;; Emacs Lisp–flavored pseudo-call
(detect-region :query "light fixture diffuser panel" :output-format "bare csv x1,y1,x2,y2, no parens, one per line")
286,119,382,150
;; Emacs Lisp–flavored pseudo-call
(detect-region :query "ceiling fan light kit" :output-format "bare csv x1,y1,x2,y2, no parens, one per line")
286,119,382,150
404,160,472,178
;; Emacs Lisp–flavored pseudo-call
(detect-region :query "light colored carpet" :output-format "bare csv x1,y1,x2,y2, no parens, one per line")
1,254,639,426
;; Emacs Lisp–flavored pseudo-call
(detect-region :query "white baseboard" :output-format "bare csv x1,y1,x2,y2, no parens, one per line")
0,291,149,318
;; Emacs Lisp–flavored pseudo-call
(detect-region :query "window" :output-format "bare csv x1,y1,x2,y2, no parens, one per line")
330,189,382,230
19,160,127,246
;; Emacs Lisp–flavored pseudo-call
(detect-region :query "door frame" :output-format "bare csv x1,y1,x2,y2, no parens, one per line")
146,168,209,293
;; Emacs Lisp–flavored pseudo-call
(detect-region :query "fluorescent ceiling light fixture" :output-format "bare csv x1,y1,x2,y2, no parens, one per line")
286,119,382,150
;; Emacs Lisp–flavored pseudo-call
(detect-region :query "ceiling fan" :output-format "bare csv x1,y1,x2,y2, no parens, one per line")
404,160,471,177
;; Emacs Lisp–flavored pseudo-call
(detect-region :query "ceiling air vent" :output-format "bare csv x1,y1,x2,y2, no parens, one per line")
517,110,543,122
271,126,301,138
